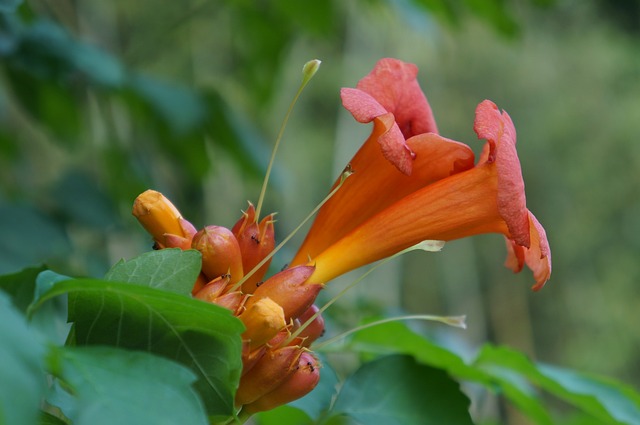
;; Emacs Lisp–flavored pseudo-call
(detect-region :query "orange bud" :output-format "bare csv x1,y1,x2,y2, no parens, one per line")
232,203,276,294
190,273,209,296
193,274,230,302
235,346,303,406
164,219,197,249
296,304,325,347
244,266,322,322
242,352,320,414
213,291,246,314
191,225,244,283
239,297,286,349
242,343,267,376
132,190,196,247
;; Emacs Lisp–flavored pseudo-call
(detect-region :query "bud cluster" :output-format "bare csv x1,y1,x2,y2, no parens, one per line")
132,190,323,414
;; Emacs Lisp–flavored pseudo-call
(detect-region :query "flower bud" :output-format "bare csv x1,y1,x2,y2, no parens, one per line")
244,266,322,322
235,346,303,406
239,297,286,349
266,327,304,349
232,203,276,294
242,352,320,414
190,273,209,295
241,343,267,376
296,304,325,347
132,190,196,248
193,274,230,302
191,225,244,283
212,291,246,315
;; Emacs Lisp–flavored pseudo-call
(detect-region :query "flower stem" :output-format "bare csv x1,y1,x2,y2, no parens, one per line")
236,409,252,424
312,314,467,351
255,59,322,221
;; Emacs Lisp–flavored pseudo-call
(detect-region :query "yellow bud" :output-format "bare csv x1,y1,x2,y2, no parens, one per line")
239,297,286,349
132,190,193,246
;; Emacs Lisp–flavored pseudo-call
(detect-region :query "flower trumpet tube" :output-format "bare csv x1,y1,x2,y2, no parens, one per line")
303,99,551,290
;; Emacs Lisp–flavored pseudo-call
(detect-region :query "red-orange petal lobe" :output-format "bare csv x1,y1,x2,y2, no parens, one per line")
341,88,413,174
290,131,475,267
340,87,388,123
356,58,438,137
474,100,530,248
504,212,551,290
524,212,551,290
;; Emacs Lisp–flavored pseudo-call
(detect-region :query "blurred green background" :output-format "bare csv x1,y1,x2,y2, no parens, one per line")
1,0,639,421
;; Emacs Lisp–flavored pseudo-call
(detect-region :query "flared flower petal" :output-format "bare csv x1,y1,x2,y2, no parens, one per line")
340,58,439,175
475,100,530,248
505,212,551,291
356,58,438,138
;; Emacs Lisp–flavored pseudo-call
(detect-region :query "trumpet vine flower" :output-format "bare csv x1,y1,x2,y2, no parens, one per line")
293,58,551,290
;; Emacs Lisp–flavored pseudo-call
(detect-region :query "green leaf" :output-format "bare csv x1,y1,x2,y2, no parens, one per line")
51,171,119,228
29,274,244,416
39,411,69,425
347,321,556,424
256,406,312,425
0,292,46,425
330,355,474,425
0,265,46,312
48,346,208,425
348,320,488,382
127,74,207,136
538,364,640,425
104,249,202,295
0,203,70,275
0,0,22,13
11,19,126,87
476,345,640,424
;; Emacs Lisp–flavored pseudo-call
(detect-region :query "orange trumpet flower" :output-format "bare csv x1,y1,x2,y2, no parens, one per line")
292,59,551,290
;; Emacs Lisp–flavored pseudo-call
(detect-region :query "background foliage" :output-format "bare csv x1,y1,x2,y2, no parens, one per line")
1,0,639,424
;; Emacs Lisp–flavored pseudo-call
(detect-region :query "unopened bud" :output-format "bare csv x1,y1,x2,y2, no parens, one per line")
213,291,246,315
242,352,320,414
239,297,286,349
191,273,209,296
302,59,321,85
132,190,196,247
191,226,244,283
162,219,197,249
235,346,303,406
193,274,230,302
244,266,322,322
267,327,304,349
296,304,325,347
242,343,267,376
232,203,276,294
